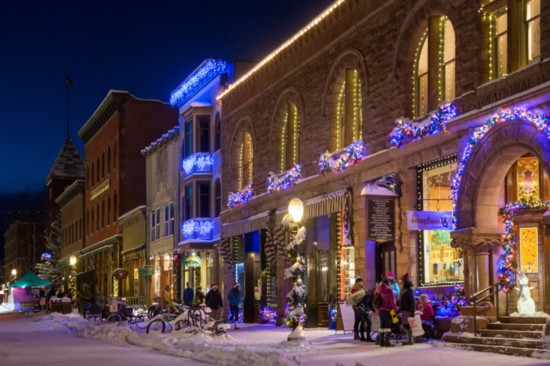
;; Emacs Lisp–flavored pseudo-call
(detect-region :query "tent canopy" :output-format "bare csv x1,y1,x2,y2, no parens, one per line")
12,272,51,288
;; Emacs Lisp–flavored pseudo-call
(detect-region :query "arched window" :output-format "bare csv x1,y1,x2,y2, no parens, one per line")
334,68,362,151
412,17,455,117
238,132,253,191
280,103,300,171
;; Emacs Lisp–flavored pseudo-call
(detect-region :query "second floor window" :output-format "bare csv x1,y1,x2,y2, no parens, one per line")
184,184,193,221
197,181,211,218
280,103,300,171
526,0,541,63
494,10,508,78
197,115,210,153
163,203,174,236
184,120,193,158
151,208,160,241
334,68,362,151
214,179,221,217
239,132,253,191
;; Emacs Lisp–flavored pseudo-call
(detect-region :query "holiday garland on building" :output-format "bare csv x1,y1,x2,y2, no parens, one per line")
267,164,302,193
227,182,255,208
498,198,550,292
319,139,367,175
389,103,457,147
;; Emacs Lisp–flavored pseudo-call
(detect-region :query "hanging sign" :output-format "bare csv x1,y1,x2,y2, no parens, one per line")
406,211,452,231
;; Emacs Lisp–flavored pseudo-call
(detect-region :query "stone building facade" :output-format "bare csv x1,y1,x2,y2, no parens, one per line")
220,0,550,325
3,222,46,280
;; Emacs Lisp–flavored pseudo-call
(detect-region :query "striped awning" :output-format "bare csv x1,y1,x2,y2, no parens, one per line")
222,188,348,238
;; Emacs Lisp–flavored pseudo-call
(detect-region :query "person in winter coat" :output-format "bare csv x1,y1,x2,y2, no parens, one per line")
205,283,223,320
164,285,173,311
377,278,398,347
418,293,435,339
183,282,194,307
227,283,241,329
386,271,400,299
399,273,416,345
359,287,376,342
350,277,366,341
195,287,205,304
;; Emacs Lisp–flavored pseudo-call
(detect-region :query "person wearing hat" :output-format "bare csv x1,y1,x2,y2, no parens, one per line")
386,271,400,299
399,273,416,345
228,283,241,329
206,283,223,320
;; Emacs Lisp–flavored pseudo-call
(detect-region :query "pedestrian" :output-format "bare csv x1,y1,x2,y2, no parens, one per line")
183,282,194,307
164,285,173,312
386,271,400,299
418,293,435,339
205,283,223,320
377,278,398,347
361,287,376,342
399,273,416,345
195,286,205,304
228,283,241,329
350,277,367,341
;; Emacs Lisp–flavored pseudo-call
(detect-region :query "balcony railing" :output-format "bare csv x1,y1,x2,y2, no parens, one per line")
319,140,367,175
182,153,213,178
182,218,214,241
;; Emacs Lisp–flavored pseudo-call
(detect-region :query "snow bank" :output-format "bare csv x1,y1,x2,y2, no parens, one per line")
509,311,550,319
30,313,297,366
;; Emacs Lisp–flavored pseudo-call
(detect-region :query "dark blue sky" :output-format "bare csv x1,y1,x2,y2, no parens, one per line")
0,0,333,193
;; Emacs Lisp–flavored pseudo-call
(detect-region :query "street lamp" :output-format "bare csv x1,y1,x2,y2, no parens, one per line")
69,255,77,266
283,197,307,343
69,256,77,304
11,269,16,276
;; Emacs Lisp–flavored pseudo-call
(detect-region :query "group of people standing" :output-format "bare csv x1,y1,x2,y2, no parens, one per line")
350,271,431,347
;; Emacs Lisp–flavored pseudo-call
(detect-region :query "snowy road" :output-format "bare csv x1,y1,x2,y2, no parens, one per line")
0,313,204,365
1,313,549,366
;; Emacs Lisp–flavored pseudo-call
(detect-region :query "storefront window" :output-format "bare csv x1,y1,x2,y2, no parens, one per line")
419,157,464,285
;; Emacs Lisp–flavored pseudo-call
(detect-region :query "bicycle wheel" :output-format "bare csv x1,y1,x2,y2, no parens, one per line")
174,319,192,332
146,319,165,334
106,313,122,326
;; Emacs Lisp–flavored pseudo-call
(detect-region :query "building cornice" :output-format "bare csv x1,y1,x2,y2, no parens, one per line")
141,126,180,157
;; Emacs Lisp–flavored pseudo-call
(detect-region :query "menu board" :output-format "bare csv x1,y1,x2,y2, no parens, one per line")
367,198,395,241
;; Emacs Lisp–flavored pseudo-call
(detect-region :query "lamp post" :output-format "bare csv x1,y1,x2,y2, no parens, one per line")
69,256,77,303
10,268,17,282
282,198,308,343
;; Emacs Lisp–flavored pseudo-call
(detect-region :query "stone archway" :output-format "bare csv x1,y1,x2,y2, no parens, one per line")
452,112,550,313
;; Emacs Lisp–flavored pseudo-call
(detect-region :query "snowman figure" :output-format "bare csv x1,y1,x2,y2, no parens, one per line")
516,272,536,315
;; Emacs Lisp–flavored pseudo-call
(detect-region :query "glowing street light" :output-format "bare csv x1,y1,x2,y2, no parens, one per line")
288,198,304,223
69,255,77,266
11,269,16,276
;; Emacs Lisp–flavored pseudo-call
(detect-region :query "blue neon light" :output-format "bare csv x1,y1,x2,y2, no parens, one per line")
182,153,214,177
182,218,214,241
170,59,229,107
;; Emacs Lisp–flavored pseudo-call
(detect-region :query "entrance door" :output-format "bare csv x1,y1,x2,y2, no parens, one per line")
376,241,396,282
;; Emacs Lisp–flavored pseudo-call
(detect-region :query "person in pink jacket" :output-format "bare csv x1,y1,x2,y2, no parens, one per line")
377,278,398,347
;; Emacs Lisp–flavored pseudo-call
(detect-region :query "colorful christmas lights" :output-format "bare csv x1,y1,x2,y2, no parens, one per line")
319,139,367,175
259,306,277,324
417,285,467,318
169,59,229,107
227,182,255,209
451,108,550,230
181,153,213,177
267,164,302,193
182,218,214,241
389,103,457,147
498,199,549,292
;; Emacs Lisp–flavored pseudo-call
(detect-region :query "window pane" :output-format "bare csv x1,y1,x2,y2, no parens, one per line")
526,0,540,20
497,33,508,77
197,181,211,218
215,180,221,217
418,73,428,116
443,19,455,63
528,17,541,61
184,184,193,220
418,37,428,75
444,61,455,102
421,162,463,284
184,120,193,158
197,115,210,153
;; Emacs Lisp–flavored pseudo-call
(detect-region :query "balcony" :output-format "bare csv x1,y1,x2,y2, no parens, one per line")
182,153,213,178
182,218,214,241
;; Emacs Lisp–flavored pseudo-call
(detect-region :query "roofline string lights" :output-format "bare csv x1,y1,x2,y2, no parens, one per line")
451,108,550,230
217,0,349,101
389,103,457,147
170,59,229,107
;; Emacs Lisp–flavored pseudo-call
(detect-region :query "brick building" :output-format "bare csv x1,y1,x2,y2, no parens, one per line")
3,222,46,280
219,0,550,327
78,90,177,299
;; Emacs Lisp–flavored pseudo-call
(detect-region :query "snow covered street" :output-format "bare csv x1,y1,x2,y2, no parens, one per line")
1,313,549,366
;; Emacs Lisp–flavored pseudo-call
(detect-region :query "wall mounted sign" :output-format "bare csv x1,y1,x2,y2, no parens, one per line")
406,211,452,231
366,197,395,242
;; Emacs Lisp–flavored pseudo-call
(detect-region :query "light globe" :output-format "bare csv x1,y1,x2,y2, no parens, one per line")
288,198,304,222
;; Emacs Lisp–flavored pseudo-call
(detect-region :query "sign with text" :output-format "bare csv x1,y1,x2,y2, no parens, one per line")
406,211,452,231
366,197,395,242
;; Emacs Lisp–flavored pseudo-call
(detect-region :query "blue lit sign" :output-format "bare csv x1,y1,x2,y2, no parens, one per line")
182,153,213,177
182,218,214,241
169,59,229,107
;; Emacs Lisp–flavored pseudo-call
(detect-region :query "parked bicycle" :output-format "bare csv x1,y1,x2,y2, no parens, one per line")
146,302,186,334
105,301,148,329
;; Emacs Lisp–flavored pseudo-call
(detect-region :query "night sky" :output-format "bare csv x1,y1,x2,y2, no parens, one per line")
0,0,334,193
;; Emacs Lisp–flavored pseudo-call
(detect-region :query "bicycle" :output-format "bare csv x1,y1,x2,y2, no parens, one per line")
173,304,227,336
105,302,148,329
146,302,186,334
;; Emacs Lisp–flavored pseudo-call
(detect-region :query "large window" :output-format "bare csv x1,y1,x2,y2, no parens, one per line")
280,103,300,171
151,208,160,241
334,68,362,150
413,17,455,117
495,10,508,77
197,181,211,218
184,120,193,158
239,132,253,191
418,157,463,285
214,114,221,151
164,203,174,237
526,0,541,63
197,115,210,153
214,179,221,217
184,184,193,221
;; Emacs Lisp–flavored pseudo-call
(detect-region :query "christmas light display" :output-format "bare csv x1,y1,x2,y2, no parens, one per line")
182,153,214,177
417,285,467,318
267,164,302,193
389,103,457,147
227,182,255,209
259,306,277,324
451,108,550,230
182,218,214,240
498,199,549,292
170,59,229,106
319,140,367,175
